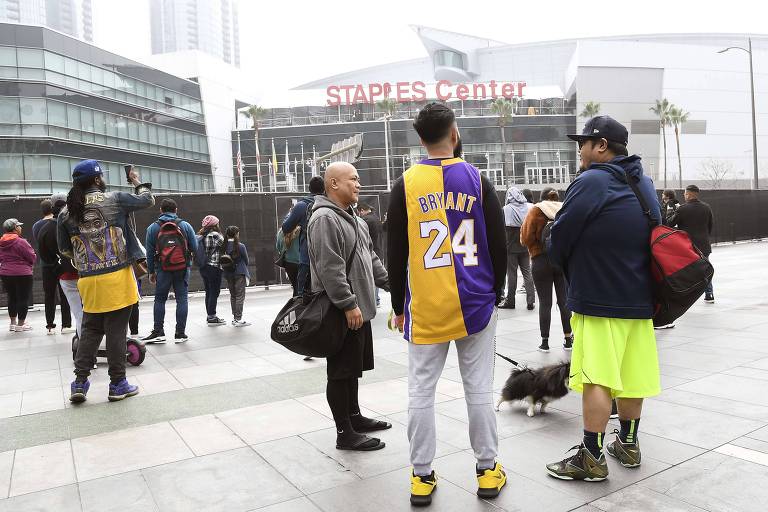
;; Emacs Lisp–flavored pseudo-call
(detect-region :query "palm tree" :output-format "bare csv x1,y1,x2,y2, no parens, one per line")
580,101,601,119
650,98,673,187
669,106,690,189
377,98,398,182
490,98,516,177
242,105,267,190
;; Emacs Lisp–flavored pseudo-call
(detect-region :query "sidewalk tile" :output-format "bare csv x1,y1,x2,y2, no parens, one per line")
79,471,158,512
20,387,64,416
10,440,75,496
217,399,333,445
171,414,245,456
0,484,81,512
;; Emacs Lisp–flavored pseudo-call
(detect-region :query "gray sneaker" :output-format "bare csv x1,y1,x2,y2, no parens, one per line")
546,444,609,482
606,432,642,468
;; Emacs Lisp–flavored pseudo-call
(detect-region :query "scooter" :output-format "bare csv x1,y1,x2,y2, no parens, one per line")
71,334,146,366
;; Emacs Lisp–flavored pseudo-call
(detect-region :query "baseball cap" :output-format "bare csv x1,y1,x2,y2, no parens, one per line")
72,159,104,183
3,218,23,232
567,115,628,146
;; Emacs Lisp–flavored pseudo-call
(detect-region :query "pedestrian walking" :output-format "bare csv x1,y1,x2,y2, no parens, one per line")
387,103,508,506
661,189,680,226
545,115,661,482
35,195,73,334
0,218,36,332
58,160,153,403
669,185,715,302
143,199,198,343
276,223,300,296
198,215,226,326
520,187,573,352
223,225,251,327
308,163,391,454
282,176,325,295
499,186,535,310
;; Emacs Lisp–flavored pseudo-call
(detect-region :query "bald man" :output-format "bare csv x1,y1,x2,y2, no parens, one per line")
308,163,391,451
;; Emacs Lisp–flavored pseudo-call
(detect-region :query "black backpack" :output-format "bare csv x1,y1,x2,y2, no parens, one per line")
155,219,189,272
220,243,239,273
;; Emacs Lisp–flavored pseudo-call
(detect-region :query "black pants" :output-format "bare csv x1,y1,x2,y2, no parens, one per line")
1,275,33,322
199,265,223,318
74,305,132,383
506,251,535,306
42,266,71,329
326,377,361,428
531,255,572,339
129,302,139,335
284,262,299,296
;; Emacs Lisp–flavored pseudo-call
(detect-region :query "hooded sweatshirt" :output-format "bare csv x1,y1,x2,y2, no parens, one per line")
307,195,389,322
547,155,662,319
0,233,36,276
503,187,531,228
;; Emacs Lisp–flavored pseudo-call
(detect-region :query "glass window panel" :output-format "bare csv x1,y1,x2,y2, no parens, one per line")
51,157,71,182
24,155,50,180
106,114,117,137
0,97,20,124
136,81,146,98
175,130,185,150
116,116,128,138
0,47,16,66
18,68,44,80
22,125,47,136
183,132,192,151
93,110,106,135
138,122,148,142
77,60,91,81
104,70,115,89
50,126,67,138
91,66,103,86
157,126,167,146
20,98,46,124
168,171,179,191
17,48,43,68
64,57,78,77
0,155,24,181
66,104,80,129
45,52,65,73
128,119,138,140
0,67,17,79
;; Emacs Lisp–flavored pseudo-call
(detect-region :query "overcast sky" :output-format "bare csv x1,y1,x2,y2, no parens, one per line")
93,0,766,95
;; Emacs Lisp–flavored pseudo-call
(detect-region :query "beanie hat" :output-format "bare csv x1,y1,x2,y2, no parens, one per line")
202,215,219,228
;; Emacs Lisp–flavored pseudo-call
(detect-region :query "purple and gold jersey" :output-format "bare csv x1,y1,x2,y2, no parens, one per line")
403,158,495,344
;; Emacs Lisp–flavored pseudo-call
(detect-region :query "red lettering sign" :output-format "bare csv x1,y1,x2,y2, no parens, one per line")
326,80,528,106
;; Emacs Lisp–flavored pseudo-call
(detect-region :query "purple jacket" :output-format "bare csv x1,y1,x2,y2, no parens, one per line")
0,234,36,276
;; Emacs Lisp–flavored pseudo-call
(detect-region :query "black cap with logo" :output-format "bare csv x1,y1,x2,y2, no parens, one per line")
567,115,628,146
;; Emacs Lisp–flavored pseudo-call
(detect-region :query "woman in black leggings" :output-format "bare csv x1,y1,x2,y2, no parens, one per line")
520,189,573,352
0,219,37,332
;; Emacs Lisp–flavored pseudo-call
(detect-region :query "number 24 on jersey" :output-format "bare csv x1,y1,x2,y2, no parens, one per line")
419,219,478,269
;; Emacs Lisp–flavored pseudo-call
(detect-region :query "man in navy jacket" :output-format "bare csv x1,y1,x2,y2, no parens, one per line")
545,116,662,482
281,176,325,295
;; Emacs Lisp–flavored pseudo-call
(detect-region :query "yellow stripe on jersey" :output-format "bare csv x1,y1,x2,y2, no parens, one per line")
404,161,468,344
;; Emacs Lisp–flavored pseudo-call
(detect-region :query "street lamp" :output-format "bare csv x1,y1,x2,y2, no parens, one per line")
718,38,759,189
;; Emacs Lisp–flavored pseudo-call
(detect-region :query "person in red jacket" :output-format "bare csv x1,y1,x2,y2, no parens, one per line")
0,218,37,332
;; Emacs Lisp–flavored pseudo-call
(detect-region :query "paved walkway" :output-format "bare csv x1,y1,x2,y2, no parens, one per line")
0,241,766,511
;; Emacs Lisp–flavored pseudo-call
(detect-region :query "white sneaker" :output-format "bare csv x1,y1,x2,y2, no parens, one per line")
9,324,15,332
15,324,32,332
47,328,56,335
61,327,75,334
232,319,251,327
653,323,675,330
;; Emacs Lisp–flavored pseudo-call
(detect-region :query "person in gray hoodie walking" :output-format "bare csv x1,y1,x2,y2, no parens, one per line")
308,162,390,452
499,186,535,310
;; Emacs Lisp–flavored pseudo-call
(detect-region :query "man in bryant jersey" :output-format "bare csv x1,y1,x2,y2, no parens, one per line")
387,103,507,506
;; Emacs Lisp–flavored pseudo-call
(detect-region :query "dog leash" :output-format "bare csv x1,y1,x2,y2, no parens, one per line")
494,352,522,368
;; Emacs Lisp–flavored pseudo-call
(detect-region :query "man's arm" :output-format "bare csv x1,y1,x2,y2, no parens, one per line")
281,202,306,234
145,223,157,274
308,215,357,311
481,175,506,301
547,175,604,270
386,178,408,316
707,204,714,234
115,185,155,212
183,222,198,254
56,215,74,260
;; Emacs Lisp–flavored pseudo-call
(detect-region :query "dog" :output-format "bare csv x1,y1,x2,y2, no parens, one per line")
495,361,571,417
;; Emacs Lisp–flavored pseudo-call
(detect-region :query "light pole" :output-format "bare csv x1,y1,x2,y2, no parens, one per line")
719,38,759,189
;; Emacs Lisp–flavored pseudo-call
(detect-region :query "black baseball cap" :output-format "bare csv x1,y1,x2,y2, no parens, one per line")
567,115,628,146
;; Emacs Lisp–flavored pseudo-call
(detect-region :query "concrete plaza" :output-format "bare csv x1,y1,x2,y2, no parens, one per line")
0,241,766,511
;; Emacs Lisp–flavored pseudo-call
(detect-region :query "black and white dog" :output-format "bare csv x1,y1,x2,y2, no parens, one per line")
495,361,571,417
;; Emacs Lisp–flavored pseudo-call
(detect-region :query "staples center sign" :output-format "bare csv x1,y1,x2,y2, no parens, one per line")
326,80,527,106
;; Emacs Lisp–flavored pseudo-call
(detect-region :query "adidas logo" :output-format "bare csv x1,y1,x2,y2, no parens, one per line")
276,310,299,333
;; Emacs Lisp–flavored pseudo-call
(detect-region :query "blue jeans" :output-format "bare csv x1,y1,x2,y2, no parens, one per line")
199,265,223,318
153,268,190,333
705,278,713,296
297,263,310,295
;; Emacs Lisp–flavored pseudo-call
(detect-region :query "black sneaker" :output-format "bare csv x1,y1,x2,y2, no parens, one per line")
538,339,550,353
527,303,535,310
207,317,227,326
498,300,515,309
174,332,189,344
564,335,573,351
704,293,715,303
142,330,166,344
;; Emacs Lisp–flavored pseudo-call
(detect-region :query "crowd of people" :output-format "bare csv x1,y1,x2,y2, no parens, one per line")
0,105,718,506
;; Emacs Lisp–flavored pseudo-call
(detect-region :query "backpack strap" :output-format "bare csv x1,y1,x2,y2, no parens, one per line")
622,170,659,228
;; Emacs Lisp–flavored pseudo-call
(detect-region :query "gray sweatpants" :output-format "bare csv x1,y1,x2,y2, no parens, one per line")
408,312,498,475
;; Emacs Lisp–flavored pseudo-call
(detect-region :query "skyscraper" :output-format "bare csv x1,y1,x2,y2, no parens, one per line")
149,0,240,68
0,0,93,42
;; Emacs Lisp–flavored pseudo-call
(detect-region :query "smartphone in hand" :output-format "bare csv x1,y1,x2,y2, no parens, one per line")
124,165,133,183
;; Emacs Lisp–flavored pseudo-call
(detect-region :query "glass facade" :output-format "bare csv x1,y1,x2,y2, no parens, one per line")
0,23,213,195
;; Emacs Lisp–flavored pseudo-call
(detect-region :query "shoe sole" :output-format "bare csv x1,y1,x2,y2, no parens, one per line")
144,337,166,343
538,348,550,353
607,448,641,468
233,324,250,327
546,469,607,482
410,487,436,507
563,347,572,351
108,389,139,402
207,323,226,327
477,478,506,499
69,393,87,403
336,441,386,451
705,300,715,303
174,339,188,343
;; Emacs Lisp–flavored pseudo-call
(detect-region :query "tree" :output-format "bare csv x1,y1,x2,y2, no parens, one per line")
376,98,398,185
669,106,690,189
650,98,673,187
490,98,516,177
580,101,601,119
699,159,733,189
242,105,267,189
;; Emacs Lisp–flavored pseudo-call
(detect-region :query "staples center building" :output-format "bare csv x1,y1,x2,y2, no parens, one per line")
234,27,767,191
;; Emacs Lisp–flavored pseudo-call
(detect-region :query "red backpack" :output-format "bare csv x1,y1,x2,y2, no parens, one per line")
155,219,189,272
625,171,714,326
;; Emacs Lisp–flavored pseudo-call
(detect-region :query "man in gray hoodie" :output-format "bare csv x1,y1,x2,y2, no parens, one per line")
500,186,535,310
308,162,390,452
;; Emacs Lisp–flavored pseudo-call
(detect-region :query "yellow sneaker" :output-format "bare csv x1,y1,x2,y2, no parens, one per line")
476,461,506,499
410,470,437,507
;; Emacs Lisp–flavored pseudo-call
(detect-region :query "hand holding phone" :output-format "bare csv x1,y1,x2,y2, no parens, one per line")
124,165,139,185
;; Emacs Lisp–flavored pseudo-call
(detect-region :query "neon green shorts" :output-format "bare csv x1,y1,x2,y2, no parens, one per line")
569,313,661,399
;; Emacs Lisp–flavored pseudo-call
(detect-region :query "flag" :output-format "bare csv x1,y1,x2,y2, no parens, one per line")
236,148,243,176
312,146,318,176
285,140,290,177
271,138,278,178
